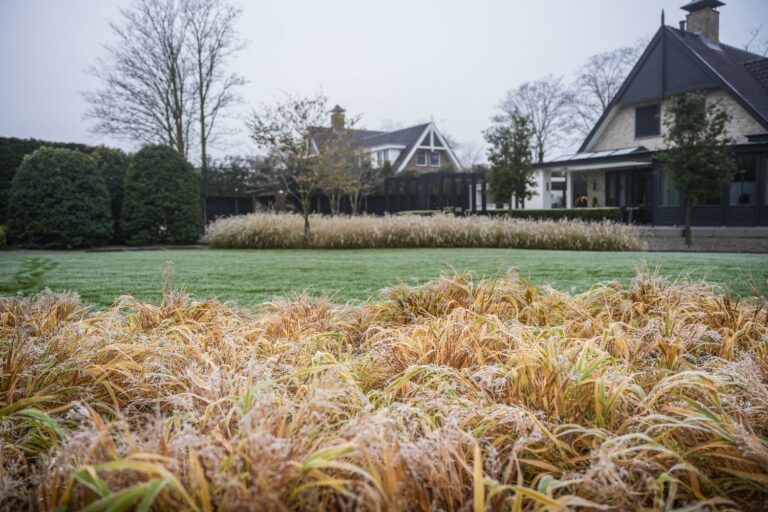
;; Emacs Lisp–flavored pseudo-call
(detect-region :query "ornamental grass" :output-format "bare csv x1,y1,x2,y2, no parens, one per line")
203,213,640,251
1,270,767,510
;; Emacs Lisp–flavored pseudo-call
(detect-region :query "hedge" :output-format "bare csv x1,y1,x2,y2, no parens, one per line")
123,145,202,245
8,147,112,248
0,137,97,224
482,208,621,222
92,147,130,243
396,208,621,222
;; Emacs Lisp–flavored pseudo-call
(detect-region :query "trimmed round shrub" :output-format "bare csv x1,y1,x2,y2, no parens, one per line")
92,147,130,243
8,147,112,248
123,145,202,245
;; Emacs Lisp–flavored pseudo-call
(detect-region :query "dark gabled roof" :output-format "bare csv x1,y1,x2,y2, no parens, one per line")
746,59,768,93
310,126,385,144
310,123,432,171
668,27,768,127
360,123,431,170
578,24,768,152
359,124,429,148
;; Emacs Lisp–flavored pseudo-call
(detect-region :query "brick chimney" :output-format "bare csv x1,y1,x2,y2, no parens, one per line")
681,0,724,43
330,105,345,131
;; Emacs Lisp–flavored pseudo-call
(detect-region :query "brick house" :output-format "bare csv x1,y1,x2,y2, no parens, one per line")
535,0,768,225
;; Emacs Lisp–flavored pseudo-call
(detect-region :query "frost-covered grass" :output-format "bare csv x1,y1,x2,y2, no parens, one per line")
1,249,766,306
204,213,640,251
2,271,767,510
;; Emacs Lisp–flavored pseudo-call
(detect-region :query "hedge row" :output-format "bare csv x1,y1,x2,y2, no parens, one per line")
397,208,621,222
0,137,98,224
7,145,202,249
482,208,621,222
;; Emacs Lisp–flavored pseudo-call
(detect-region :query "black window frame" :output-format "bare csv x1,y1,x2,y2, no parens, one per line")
635,104,661,138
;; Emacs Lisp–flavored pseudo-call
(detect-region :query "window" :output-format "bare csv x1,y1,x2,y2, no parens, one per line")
430,151,440,167
730,155,757,206
695,188,721,206
416,150,427,166
420,133,431,147
635,104,661,138
376,151,385,167
659,168,679,207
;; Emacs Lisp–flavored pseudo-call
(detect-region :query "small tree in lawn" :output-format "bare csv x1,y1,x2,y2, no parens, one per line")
658,93,736,246
248,93,329,242
485,112,535,210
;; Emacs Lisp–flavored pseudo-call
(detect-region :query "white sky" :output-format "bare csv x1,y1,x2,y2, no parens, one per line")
1,0,766,161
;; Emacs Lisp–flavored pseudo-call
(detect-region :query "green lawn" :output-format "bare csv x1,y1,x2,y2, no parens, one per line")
0,248,766,307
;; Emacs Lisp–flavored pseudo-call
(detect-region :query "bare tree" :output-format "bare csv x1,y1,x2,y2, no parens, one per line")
85,0,246,168
455,140,485,169
85,0,195,156
184,0,246,187
346,155,384,215
315,123,363,216
496,75,573,162
745,25,768,56
248,93,329,243
570,43,645,137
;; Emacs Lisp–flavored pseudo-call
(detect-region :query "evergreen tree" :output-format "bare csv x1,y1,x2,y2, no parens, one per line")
123,145,202,245
92,147,131,243
485,113,535,211
9,147,112,248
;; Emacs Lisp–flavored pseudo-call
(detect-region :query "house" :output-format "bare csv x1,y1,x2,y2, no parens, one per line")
312,106,463,173
535,0,768,225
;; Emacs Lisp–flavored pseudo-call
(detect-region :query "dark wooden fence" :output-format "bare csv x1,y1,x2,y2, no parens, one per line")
205,171,488,223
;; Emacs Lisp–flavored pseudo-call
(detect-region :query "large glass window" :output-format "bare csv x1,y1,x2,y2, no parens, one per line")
430,151,440,167
635,104,661,138
659,168,679,207
694,188,721,206
730,155,757,206
416,150,427,166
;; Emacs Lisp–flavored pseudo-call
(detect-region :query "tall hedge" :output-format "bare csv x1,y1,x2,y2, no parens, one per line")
123,145,202,245
92,147,130,243
8,147,112,248
0,137,96,224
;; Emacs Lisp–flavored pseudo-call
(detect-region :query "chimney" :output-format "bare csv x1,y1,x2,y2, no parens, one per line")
681,0,724,43
330,105,345,131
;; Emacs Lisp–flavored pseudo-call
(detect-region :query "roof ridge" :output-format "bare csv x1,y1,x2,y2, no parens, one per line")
361,122,431,140
669,25,765,60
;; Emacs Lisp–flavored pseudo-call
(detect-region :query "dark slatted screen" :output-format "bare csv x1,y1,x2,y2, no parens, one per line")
635,104,661,138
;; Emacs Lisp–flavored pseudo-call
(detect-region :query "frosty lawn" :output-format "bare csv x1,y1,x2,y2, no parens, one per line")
0,248,765,307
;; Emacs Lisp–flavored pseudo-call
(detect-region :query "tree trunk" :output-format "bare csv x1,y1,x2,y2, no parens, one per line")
300,195,312,246
330,191,341,216
303,210,311,246
684,196,693,247
198,46,208,233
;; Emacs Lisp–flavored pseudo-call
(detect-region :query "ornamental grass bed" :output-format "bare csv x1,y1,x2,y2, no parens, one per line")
203,213,640,251
1,270,767,510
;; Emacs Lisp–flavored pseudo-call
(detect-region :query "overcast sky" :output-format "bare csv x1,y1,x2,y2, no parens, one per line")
1,0,766,161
